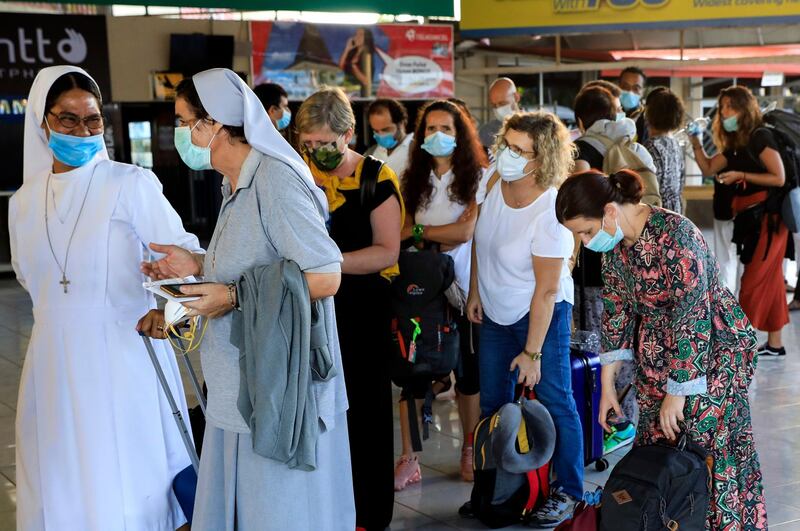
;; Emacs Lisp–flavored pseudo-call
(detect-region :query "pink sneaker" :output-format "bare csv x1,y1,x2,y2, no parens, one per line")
460,444,474,482
394,455,422,491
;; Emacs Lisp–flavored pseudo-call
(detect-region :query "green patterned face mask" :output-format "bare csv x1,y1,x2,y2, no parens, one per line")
308,140,344,171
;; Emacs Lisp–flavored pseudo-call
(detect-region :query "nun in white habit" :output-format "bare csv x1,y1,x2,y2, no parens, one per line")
141,68,355,530
10,65,203,530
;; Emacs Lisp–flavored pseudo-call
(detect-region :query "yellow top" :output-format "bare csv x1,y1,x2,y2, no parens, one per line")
306,156,406,281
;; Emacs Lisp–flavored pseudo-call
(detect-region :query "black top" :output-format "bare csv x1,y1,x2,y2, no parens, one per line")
635,113,649,144
715,127,779,220
329,178,397,292
723,127,779,197
575,139,604,171
330,179,395,252
573,139,605,288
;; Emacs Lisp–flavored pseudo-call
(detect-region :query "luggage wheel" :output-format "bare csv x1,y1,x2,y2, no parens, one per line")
594,458,609,472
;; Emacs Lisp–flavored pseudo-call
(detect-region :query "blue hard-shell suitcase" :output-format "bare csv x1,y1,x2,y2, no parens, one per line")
570,348,608,472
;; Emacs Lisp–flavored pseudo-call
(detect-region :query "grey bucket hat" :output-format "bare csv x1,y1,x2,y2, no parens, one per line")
491,397,557,475
488,398,557,505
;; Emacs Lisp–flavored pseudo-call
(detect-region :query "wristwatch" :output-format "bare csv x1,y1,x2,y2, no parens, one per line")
524,349,542,361
412,223,425,244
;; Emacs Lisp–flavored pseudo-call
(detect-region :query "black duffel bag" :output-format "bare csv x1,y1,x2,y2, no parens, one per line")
601,434,713,531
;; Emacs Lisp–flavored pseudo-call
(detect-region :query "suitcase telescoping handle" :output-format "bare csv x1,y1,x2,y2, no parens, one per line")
172,334,207,415
139,333,200,473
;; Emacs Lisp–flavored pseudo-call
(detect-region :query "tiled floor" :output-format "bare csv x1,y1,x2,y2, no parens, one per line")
0,277,800,530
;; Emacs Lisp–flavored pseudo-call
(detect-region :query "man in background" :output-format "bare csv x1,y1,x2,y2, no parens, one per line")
254,82,292,134
478,77,520,149
619,67,649,142
364,98,414,178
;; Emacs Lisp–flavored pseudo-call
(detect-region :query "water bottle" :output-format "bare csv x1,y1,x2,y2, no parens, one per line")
686,117,710,137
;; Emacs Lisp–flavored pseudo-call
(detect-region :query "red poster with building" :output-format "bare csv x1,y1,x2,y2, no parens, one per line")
251,21,453,100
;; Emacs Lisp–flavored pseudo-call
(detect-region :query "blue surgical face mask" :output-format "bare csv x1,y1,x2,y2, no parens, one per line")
421,131,456,157
373,131,399,150
276,108,292,131
615,112,627,122
496,147,534,182
722,115,739,133
46,121,105,168
585,216,624,253
619,91,641,112
174,120,217,171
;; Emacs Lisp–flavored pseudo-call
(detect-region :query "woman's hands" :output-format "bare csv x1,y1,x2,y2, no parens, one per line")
466,292,483,324
599,361,623,433
717,171,745,186
659,393,686,441
141,243,203,280
511,354,541,389
599,385,623,433
136,309,167,339
181,283,235,319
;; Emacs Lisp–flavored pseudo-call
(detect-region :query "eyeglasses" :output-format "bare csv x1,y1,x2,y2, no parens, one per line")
499,140,536,160
48,111,104,131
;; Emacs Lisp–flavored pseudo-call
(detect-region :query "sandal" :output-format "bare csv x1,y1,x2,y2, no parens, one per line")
789,300,800,312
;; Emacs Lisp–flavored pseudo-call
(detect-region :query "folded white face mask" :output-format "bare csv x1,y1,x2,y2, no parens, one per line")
494,103,515,121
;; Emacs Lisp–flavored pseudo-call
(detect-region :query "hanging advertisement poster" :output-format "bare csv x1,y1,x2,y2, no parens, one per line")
462,0,800,36
251,22,454,100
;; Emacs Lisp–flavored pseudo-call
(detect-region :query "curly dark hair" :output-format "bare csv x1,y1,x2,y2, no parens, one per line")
644,87,684,133
402,100,487,216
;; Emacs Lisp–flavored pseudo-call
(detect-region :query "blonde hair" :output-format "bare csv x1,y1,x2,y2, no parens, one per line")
494,111,576,188
295,86,356,135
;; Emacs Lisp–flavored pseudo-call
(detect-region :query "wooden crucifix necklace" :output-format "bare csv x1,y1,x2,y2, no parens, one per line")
44,168,96,294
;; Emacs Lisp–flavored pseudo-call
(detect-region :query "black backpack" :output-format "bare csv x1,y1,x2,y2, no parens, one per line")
760,111,800,232
390,249,459,450
390,249,459,380
470,401,551,529
600,436,712,531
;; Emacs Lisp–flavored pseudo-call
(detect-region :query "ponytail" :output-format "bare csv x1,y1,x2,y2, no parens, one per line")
608,170,645,204
556,170,644,223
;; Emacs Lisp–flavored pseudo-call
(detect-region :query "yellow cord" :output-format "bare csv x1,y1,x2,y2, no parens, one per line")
167,316,208,354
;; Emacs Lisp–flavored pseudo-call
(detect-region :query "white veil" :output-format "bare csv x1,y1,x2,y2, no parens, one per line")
23,65,109,184
192,68,327,217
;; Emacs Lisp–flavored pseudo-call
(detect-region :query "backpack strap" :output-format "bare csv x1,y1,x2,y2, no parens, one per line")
580,131,616,155
360,155,385,207
485,171,501,197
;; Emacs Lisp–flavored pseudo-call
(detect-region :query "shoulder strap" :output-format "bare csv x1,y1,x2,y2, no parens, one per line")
485,171,501,196
360,155,385,207
581,132,617,151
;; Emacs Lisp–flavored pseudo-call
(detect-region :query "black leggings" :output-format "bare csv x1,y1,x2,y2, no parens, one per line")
454,312,480,395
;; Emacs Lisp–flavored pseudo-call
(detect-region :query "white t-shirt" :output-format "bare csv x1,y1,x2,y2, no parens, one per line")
373,132,414,179
415,169,472,296
474,184,575,326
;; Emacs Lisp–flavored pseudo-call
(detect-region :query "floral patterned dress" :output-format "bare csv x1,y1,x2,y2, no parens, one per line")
601,207,767,530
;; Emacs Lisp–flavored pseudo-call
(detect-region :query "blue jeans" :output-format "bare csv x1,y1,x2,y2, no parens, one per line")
479,302,584,500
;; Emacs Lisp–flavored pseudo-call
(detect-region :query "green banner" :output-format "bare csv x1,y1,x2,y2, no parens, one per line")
19,0,454,16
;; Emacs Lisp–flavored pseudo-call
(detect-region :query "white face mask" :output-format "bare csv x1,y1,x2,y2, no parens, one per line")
496,147,534,182
494,103,515,121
